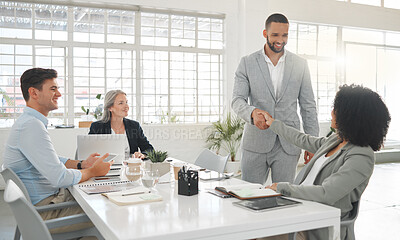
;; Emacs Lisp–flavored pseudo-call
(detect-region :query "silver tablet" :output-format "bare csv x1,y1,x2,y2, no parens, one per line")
233,197,301,212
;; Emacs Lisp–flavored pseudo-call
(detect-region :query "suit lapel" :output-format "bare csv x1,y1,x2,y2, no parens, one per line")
256,51,276,101
319,142,349,170
277,51,293,103
298,136,342,184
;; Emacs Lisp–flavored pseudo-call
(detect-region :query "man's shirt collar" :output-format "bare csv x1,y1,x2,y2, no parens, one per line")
24,106,48,127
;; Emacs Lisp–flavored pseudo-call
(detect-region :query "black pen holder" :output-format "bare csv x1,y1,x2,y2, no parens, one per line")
178,170,198,196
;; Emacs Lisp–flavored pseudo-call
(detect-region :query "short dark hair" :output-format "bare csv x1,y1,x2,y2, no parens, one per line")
265,13,289,30
334,84,391,151
20,68,58,101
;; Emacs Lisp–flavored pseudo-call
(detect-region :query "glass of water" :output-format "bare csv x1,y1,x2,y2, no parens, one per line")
141,169,159,190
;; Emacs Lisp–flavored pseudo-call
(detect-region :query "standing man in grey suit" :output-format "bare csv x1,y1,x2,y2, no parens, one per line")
232,13,319,184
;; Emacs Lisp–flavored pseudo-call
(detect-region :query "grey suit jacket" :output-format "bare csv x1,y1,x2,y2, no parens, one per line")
232,49,319,154
271,120,374,240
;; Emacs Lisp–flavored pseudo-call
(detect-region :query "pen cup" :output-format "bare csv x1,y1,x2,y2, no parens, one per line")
173,162,184,181
178,170,198,196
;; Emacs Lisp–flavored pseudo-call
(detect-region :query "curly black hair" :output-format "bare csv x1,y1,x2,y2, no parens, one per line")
333,84,391,151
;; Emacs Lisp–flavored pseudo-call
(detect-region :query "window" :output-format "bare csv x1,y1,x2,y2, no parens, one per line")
287,23,338,121
0,1,224,127
288,21,400,140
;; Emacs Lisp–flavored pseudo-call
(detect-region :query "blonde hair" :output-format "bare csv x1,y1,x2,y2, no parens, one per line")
100,90,126,123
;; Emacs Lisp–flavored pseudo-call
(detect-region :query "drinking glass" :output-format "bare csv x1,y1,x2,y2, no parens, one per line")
141,169,159,190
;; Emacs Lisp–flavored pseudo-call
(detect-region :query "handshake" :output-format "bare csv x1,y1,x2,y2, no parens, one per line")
251,109,275,130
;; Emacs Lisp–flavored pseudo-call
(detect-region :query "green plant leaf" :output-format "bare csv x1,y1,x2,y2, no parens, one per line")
204,112,244,161
147,150,169,163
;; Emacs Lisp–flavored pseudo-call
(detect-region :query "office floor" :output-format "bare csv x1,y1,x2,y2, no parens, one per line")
0,163,399,240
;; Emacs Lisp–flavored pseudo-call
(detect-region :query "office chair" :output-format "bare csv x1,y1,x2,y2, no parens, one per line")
341,200,360,240
194,149,229,173
4,179,105,240
288,165,361,240
1,167,104,240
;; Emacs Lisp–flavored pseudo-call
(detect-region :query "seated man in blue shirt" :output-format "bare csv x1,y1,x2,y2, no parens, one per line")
3,68,113,233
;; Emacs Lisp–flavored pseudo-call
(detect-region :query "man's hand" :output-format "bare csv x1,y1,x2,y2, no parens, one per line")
251,108,269,130
79,153,113,183
90,153,113,177
304,151,314,164
83,152,101,168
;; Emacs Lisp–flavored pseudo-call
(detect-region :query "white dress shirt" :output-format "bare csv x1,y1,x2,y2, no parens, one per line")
262,48,286,97
301,154,331,186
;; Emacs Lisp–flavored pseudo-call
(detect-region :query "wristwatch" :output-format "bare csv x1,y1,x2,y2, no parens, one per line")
77,160,83,169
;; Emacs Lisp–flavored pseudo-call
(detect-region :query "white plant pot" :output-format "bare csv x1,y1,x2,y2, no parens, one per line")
225,160,241,174
144,161,170,177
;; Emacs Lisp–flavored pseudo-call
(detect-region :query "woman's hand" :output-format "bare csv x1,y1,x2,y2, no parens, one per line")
261,112,275,127
265,183,278,191
133,152,146,159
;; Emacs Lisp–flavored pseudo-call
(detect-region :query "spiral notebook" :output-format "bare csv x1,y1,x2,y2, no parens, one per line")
78,180,139,194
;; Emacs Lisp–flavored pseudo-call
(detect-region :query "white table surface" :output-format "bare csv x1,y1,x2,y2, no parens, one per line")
69,160,340,240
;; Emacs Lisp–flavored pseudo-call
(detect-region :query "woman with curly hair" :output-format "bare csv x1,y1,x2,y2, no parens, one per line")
260,84,391,240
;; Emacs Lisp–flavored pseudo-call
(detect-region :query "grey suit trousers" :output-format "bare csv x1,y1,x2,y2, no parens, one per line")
241,137,300,184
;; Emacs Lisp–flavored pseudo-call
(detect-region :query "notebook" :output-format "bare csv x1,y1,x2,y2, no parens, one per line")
78,180,139,194
233,197,301,212
215,183,281,200
102,186,162,206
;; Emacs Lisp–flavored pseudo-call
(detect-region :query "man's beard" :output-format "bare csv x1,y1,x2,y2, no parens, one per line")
267,36,286,53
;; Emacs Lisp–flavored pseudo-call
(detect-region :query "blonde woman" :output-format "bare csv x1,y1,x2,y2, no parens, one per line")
89,90,153,159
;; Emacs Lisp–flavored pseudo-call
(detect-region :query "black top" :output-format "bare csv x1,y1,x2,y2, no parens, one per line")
89,118,154,155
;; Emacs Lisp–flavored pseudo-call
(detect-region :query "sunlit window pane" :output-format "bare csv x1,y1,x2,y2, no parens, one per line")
384,0,400,9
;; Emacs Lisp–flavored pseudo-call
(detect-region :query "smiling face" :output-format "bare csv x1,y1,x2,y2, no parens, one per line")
29,78,61,116
263,22,289,54
109,93,129,119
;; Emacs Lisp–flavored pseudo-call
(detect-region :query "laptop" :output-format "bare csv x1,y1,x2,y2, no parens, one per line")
77,134,126,164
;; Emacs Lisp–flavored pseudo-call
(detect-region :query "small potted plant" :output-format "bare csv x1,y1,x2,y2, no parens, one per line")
205,112,244,173
145,150,170,177
79,94,103,128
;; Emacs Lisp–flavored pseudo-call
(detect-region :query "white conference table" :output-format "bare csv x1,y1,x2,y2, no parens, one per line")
69,160,340,240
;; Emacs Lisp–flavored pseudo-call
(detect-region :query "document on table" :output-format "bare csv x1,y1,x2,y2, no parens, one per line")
215,183,281,200
102,186,162,206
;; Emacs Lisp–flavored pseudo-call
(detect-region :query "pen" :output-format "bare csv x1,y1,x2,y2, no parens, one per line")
121,191,148,196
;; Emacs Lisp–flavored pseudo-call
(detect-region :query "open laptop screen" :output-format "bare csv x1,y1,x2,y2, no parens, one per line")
77,134,125,164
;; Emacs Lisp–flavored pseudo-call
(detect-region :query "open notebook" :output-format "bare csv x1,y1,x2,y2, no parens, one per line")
215,183,280,200
102,186,162,206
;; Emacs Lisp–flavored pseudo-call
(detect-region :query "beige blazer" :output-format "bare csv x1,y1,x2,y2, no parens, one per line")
270,120,375,240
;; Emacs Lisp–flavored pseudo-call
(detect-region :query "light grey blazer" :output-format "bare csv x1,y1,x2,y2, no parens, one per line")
270,120,375,240
232,49,319,155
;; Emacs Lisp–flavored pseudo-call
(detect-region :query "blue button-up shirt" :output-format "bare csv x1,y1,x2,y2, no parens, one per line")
3,107,82,204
